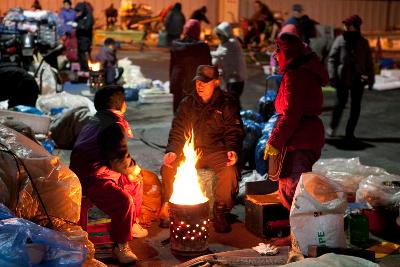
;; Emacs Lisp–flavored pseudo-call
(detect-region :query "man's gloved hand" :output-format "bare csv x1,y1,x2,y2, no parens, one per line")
226,151,238,166
263,144,279,160
163,152,177,168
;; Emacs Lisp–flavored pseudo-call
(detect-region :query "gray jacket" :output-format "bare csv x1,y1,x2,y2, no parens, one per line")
211,37,247,83
327,35,374,87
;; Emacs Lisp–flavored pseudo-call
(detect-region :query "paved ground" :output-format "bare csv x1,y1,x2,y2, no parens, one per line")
122,46,400,175
68,45,400,266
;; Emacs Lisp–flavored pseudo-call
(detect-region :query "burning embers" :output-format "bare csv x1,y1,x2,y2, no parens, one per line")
88,60,104,93
169,133,210,256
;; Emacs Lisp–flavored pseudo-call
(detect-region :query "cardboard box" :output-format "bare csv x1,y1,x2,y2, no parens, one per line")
245,193,289,237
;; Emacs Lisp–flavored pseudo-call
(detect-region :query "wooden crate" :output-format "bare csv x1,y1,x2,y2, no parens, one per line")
245,193,289,237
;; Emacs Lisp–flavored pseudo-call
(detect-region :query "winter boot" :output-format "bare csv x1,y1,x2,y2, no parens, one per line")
113,243,138,264
213,202,231,233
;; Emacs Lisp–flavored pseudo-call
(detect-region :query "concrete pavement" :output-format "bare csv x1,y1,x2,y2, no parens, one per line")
81,46,400,266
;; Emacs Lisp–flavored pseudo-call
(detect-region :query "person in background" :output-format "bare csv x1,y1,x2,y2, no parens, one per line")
190,6,210,24
95,38,123,85
75,2,94,71
244,0,277,47
327,15,374,142
160,65,244,233
60,0,76,36
169,19,211,112
212,22,247,105
264,25,328,212
31,0,42,11
164,3,186,46
285,4,317,45
70,86,149,264
105,4,118,30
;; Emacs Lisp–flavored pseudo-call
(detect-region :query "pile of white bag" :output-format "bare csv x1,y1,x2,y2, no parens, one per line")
313,157,400,208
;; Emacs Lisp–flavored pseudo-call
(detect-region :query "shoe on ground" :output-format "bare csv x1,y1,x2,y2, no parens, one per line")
113,243,138,264
132,222,148,238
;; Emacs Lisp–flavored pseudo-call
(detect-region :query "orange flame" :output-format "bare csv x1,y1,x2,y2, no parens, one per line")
169,131,208,205
88,60,101,71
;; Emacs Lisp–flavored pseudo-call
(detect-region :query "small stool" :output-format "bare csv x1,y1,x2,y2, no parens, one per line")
80,196,113,245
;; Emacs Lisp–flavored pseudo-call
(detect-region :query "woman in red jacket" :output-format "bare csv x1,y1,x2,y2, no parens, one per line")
264,25,329,210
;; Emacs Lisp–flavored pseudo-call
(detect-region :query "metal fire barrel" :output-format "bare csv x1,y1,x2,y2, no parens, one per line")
169,201,210,256
89,70,105,94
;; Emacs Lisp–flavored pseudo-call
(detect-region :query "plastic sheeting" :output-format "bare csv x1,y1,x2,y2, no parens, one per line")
36,92,96,115
118,58,152,90
0,204,86,267
0,124,95,264
254,114,278,175
240,110,264,123
356,174,400,208
290,172,347,256
239,120,262,169
313,158,389,196
282,253,379,267
258,90,277,121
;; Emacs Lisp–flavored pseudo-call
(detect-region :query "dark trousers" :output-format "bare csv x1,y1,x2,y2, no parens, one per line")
227,81,244,107
161,151,239,209
86,175,143,244
78,50,90,71
278,149,321,210
105,66,124,85
330,84,364,138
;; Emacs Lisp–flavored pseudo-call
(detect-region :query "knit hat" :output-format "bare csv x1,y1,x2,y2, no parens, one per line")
193,65,219,82
183,19,201,40
214,22,233,38
342,15,362,29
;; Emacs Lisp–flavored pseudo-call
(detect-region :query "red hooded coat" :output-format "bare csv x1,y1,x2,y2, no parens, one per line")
267,32,329,152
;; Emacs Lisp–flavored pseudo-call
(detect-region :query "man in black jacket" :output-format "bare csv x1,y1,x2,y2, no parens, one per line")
160,65,244,233
327,15,374,142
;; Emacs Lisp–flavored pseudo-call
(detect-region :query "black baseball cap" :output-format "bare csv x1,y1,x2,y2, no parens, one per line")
193,65,219,83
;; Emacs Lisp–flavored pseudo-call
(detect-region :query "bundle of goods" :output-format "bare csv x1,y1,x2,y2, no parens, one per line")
0,124,98,265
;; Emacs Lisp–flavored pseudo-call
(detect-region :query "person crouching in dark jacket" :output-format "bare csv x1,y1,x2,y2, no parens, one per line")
70,86,150,264
160,65,244,233
95,38,123,85
169,19,212,112
75,2,93,71
264,25,329,211
327,15,374,142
